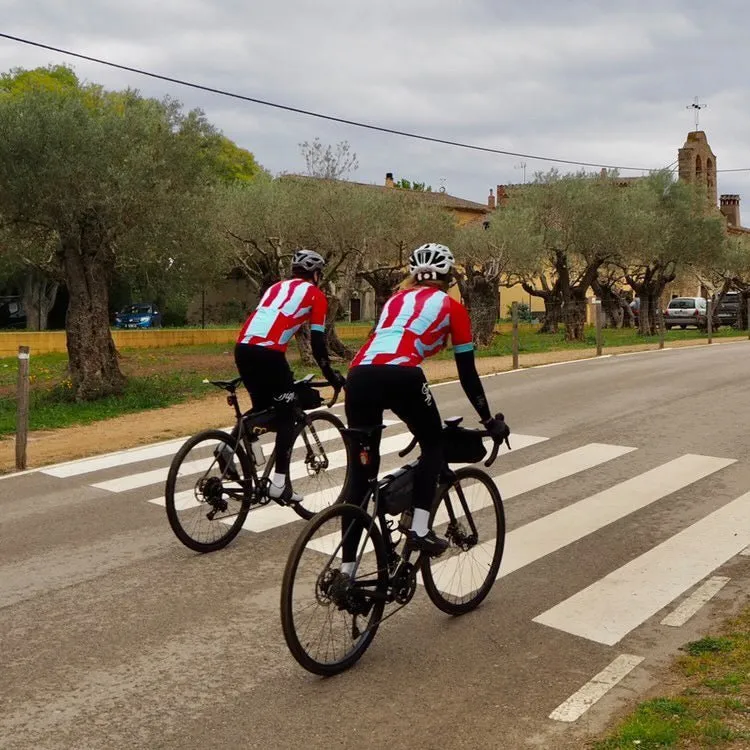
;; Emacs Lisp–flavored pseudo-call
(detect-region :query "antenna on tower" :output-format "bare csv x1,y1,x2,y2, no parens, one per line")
686,96,707,131
439,176,447,194
514,160,527,184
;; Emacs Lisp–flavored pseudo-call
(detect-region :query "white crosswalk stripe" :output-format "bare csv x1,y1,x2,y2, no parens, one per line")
147,430,550,533
533,488,750,645
304,442,635,566
43,415,748,652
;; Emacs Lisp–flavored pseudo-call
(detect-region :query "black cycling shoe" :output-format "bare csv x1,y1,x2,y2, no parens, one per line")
405,529,449,557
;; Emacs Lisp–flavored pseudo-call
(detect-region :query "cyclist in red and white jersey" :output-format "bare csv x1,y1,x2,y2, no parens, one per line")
235,249,345,504
343,243,510,559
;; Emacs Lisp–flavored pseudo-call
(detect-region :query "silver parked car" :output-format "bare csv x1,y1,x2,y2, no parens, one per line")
663,297,707,330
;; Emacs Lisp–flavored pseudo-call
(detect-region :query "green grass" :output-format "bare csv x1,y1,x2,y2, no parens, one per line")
0,324,747,437
436,323,749,360
592,610,750,749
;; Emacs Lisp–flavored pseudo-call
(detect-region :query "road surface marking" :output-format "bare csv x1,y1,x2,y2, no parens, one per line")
502,454,734,578
549,655,644,722
661,576,730,627
149,433,549,533
428,454,733,599
44,421,379,478
304,442,632,565
534,487,749,646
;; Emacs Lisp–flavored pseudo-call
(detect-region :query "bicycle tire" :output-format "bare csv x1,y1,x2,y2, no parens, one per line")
165,429,253,553
280,502,388,676
421,466,505,615
290,410,349,521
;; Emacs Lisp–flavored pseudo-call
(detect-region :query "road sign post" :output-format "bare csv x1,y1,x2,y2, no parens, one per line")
16,345,30,471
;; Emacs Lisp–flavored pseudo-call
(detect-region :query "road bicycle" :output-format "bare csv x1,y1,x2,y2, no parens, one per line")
165,375,346,553
280,414,509,675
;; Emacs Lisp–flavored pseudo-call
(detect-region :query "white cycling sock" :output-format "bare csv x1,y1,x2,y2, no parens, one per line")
340,562,356,577
272,472,286,488
410,508,430,537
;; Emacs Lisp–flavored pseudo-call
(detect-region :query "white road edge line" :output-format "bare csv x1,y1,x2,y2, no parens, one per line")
549,654,644,723
661,576,731,628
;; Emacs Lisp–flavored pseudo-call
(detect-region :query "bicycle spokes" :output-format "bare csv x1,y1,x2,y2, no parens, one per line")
424,470,505,610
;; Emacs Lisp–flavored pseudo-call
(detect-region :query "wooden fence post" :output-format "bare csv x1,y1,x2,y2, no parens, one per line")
658,308,665,350
511,301,519,370
16,345,30,471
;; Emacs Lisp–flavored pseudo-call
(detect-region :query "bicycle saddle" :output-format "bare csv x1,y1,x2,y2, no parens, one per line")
207,377,243,392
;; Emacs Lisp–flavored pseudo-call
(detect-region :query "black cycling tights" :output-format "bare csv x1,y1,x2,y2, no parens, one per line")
234,343,296,475
345,365,443,513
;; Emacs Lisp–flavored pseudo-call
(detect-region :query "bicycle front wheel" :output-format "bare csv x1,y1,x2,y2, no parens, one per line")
165,429,252,553
421,466,505,615
289,410,349,521
280,503,388,676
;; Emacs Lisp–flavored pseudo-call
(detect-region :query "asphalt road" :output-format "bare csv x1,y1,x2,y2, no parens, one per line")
3,341,750,750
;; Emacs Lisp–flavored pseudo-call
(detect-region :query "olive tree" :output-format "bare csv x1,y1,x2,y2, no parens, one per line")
0,80,224,399
617,172,726,335
486,171,627,340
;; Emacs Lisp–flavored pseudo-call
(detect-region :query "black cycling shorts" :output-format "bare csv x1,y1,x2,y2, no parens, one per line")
234,343,295,412
345,365,443,511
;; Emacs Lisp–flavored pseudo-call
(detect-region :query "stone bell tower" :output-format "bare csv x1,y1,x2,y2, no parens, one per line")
678,130,717,206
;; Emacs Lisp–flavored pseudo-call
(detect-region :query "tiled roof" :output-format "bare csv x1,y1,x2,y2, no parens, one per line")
281,174,490,213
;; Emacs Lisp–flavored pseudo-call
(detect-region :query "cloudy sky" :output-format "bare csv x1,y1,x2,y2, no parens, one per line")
2,0,749,210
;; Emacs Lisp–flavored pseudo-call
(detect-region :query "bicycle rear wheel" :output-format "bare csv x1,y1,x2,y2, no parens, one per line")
289,411,349,521
280,503,388,675
165,429,252,553
421,466,505,615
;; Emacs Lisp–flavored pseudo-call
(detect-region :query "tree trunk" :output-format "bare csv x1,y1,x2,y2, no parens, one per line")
360,267,402,320
294,324,314,366
739,288,750,330
521,279,562,334
325,295,353,360
538,294,562,333
563,293,588,341
60,230,125,400
22,271,59,331
460,271,499,347
591,279,625,329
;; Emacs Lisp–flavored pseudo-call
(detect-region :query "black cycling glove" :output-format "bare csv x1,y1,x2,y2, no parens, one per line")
482,413,511,443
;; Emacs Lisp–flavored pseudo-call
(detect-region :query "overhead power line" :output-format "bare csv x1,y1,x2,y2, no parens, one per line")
0,31,669,173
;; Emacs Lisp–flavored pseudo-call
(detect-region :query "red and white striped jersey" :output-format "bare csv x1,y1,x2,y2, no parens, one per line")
351,286,474,368
237,279,327,352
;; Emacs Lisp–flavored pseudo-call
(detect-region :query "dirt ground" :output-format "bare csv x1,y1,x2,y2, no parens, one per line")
1,337,745,474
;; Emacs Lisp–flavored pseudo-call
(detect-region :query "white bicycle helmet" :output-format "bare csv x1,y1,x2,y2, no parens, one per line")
408,243,455,282
291,248,326,274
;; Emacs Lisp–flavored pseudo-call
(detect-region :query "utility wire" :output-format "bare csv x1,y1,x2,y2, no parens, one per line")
0,31,668,173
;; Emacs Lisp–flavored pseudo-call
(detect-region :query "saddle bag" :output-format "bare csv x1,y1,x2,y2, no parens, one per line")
294,381,324,411
441,425,487,465
378,461,418,516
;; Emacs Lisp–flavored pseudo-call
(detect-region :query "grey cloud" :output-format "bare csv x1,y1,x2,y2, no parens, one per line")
0,0,748,202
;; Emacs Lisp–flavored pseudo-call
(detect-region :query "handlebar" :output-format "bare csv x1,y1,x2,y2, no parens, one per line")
397,414,512,468
307,380,343,409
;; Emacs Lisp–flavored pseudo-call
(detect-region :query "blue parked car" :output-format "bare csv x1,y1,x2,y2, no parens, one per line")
114,303,162,329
